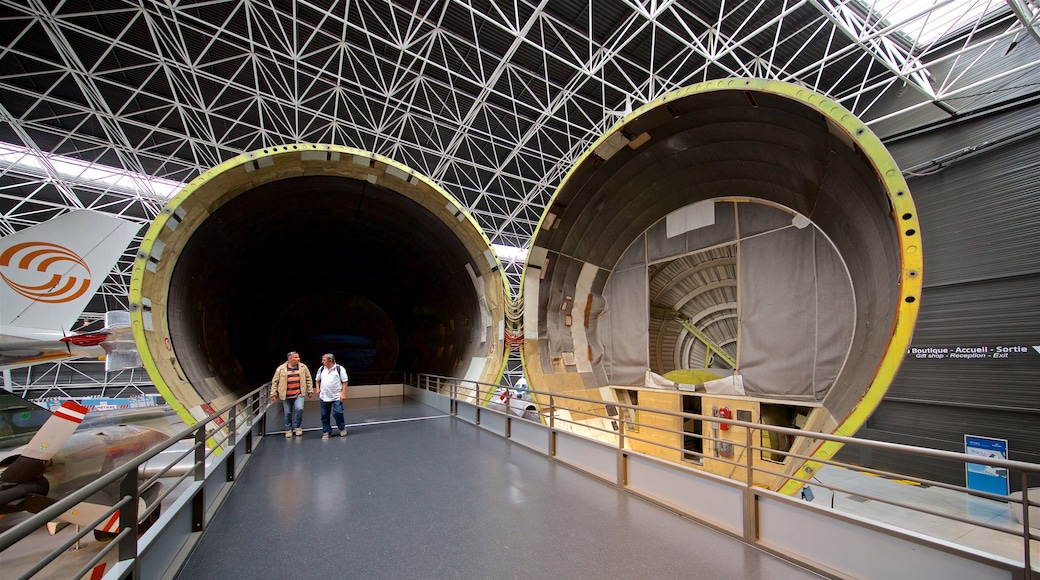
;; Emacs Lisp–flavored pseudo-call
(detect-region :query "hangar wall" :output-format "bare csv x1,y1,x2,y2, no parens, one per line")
842,98,1040,490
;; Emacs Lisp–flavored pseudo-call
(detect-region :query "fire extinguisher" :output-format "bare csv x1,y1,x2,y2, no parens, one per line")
717,406,731,431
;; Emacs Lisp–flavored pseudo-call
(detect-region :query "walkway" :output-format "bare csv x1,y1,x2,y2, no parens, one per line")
177,397,823,580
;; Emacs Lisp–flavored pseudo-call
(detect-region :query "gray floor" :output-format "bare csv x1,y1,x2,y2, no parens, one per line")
177,397,823,580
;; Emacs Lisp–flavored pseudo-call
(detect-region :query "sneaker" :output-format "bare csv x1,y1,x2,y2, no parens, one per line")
285,431,292,439
294,428,303,437
339,429,347,437
321,433,330,441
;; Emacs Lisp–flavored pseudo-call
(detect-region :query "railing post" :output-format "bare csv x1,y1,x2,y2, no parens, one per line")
617,414,627,488
246,392,255,454
192,423,206,533
503,388,511,438
226,408,237,482
548,394,555,430
258,390,267,437
742,425,757,544
117,468,140,577
1022,471,1032,580
548,394,556,457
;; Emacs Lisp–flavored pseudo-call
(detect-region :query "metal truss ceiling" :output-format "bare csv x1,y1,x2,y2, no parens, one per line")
1,0,1039,389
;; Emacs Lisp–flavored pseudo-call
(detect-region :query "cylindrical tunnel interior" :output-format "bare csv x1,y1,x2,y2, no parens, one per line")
131,146,507,421
522,79,921,446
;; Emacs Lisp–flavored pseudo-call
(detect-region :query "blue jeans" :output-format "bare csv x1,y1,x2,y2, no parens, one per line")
282,397,304,430
320,400,345,433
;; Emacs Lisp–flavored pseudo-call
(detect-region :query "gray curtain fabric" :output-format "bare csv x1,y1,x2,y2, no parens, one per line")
811,230,856,398
738,225,853,400
602,239,650,386
597,201,854,398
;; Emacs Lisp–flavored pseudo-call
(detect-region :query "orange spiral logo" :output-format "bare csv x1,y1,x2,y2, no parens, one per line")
0,241,91,304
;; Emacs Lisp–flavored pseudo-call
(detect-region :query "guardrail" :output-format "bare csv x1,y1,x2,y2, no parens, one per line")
408,373,1038,579
0,384,271,579
5,376,1035,579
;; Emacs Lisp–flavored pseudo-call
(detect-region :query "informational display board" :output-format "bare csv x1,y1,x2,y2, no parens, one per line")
39,394,163,412
964,434,1009,496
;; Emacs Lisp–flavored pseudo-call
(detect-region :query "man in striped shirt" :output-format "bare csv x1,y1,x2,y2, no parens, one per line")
270,351,314,438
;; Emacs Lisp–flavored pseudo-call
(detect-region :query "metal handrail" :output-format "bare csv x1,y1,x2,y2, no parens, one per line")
412,373,1038,575
0,384,270,578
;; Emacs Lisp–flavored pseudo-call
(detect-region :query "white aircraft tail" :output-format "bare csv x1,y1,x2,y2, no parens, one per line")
0,211,139,337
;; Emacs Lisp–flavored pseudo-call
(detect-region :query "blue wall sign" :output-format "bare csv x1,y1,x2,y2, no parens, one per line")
964,434,1009,497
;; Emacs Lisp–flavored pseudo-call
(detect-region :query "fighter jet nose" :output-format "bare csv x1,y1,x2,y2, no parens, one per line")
130,146,509,420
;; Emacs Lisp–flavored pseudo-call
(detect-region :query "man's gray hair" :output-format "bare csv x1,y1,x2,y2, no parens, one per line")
286,351,298,359
322,353,336,363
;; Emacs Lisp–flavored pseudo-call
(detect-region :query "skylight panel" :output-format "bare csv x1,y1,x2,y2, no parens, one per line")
492,243,528,263
0,142,182,199
859,0,1006,46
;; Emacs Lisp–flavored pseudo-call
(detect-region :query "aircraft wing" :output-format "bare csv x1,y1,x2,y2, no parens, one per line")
27,495,121,533
26,484,164,535
0,337,83,370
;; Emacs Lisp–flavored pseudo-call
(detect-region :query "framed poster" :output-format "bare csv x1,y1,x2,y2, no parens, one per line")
964,434,1009,496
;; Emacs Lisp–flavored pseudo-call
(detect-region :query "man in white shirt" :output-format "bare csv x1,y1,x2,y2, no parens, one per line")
315,353,348,440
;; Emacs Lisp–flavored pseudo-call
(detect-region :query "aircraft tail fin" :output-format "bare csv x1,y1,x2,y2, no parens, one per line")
13,400,89,463
0,211,140,335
